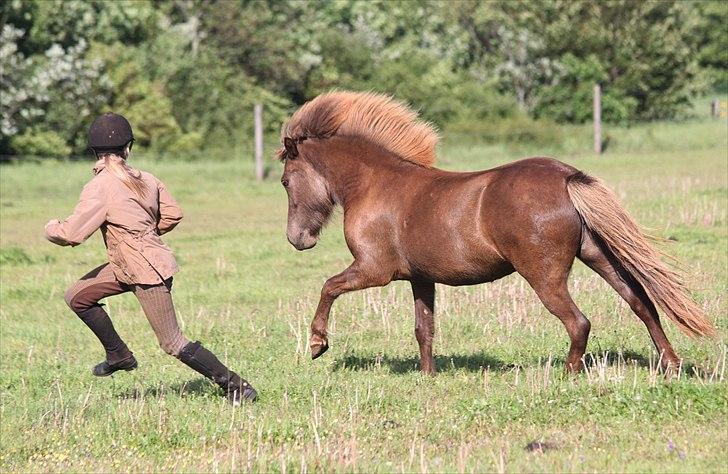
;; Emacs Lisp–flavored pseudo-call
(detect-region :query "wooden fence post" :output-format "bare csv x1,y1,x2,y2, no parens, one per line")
254,103,264,181
593,84,602,155
711,98,719,118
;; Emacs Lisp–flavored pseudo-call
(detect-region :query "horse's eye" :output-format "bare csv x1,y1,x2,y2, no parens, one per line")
281,179,289,188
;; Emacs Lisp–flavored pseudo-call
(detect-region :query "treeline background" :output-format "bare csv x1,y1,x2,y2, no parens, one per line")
1,0,726,159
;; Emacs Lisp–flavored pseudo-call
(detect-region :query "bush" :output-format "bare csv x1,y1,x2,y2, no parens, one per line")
533,54,637,125
166,47,291,151
446,116,564,149
449,83,519,122
163,132,204,159
9,130,71,157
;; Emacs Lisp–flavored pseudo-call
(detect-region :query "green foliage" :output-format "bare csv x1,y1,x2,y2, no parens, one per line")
9,130,71,157
196,0,321,100
164,46,291,152
453,0,708,123
1,0,726,156
535,54,638,124
0,23,108,155
446,115,564,150
9,0,159,54
306,28,516,128
164,132,203,159
691,0,728,92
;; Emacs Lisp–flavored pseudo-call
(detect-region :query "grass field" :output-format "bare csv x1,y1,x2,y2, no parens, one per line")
1,120,726,472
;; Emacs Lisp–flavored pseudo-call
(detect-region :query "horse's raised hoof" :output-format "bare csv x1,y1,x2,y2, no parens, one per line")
311,343,329,360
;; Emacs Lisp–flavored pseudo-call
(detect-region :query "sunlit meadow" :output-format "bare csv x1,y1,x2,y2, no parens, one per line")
1,119,726,472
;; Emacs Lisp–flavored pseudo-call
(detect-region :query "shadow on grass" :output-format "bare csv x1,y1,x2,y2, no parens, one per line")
333,348,670,374
582,349,652,368
535,349,706,378
116,377,215,400
332,352,509,374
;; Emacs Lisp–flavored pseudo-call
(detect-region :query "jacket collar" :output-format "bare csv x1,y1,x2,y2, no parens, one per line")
93,158,106,175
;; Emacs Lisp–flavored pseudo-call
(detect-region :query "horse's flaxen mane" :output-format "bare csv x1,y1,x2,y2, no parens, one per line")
278,91,439,167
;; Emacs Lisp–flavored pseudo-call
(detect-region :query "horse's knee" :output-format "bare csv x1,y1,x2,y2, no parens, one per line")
320,280,336,300
535,289,590,336
558,310,590,340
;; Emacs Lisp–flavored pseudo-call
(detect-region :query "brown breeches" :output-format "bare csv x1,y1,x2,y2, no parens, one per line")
64,263,189,357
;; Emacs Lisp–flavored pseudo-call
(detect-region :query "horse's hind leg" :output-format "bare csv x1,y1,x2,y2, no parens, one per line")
578,231,680,370
525,275,592,372
508,237,591,372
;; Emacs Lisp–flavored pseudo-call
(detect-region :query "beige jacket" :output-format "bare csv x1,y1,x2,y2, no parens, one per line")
45,159,183,284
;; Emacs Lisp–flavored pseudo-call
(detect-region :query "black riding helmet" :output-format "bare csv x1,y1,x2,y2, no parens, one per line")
88,112,134,152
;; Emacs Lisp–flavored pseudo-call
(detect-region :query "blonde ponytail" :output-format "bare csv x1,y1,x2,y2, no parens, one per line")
103,153,148,198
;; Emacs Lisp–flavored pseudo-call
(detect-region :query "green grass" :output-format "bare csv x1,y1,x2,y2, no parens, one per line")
1,121,726,472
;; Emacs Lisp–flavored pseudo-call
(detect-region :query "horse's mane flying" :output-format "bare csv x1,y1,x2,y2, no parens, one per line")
278,91,439,167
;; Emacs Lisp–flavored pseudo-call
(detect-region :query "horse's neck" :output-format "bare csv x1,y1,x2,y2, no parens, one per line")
309,138,417,209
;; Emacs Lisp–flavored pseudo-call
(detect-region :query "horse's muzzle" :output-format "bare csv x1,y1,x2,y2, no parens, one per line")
287,229,318,251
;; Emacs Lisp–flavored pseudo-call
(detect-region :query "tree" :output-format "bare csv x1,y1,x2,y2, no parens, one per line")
0,0,160,155
452,0,704,122
1,0,723,157
690,0,728,92
531,0,701,121
0,23,107,155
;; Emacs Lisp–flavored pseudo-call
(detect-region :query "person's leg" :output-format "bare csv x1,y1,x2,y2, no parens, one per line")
177,341,257,404
132,280,257,404
64,263,137,375
130,280,189,357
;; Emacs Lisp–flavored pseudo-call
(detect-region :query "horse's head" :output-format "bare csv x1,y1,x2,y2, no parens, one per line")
276,91,438,251
278,137,334,251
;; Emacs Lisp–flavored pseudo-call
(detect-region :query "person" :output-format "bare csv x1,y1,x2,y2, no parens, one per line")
44,112,257,405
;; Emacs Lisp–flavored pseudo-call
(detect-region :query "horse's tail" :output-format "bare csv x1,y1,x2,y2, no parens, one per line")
566,171,716,338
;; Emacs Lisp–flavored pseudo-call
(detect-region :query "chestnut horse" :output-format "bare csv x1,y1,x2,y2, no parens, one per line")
276,91,715,374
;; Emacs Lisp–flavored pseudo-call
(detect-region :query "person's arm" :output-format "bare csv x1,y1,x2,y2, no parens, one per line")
157,179,183,235
45,179,107,246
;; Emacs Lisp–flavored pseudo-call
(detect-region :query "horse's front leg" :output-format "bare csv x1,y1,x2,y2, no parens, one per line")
310,262,392,359
411,279,436,375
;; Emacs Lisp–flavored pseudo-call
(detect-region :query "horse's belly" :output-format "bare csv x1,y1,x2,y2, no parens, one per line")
432,260,515,286
407,246,514,286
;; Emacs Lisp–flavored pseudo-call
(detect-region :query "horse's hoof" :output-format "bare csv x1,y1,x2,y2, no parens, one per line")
311,343,329,360
564,361,584,375
662,360,682,379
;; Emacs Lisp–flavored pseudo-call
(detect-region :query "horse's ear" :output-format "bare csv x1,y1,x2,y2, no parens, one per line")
284,137,298,158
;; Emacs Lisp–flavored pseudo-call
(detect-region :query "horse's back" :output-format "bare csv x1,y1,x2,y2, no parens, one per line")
393,158,569,283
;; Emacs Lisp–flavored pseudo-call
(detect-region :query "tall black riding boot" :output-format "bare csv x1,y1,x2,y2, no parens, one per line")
77,305,137,376
178,341,257,405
